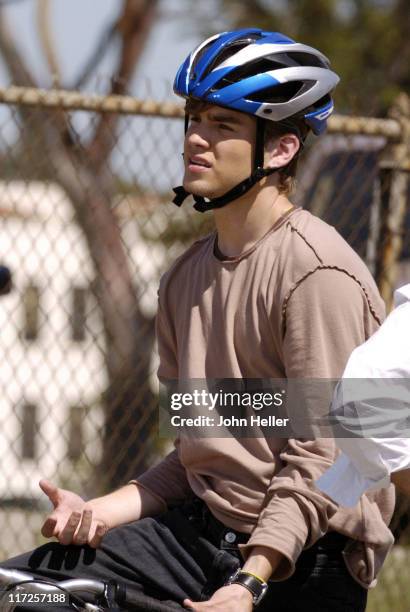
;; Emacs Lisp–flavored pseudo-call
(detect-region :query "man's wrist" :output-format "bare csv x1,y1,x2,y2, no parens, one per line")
242,545,283,582
88,484,143,529
86,497,115,530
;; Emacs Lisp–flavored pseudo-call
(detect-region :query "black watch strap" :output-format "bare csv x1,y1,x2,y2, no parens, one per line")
226,569,268,607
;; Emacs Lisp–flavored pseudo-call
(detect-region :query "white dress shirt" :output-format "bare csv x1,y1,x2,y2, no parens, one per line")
316,283,410,506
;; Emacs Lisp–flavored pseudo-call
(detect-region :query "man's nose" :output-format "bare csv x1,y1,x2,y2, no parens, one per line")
186,125,210,148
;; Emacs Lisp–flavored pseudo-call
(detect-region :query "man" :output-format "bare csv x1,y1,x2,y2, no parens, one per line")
317,283,410,506
1,29,395,611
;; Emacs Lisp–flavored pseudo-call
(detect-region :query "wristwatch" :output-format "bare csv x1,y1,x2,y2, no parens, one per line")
225,569,268,607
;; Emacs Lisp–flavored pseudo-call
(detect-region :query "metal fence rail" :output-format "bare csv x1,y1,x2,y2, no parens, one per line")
0,84,406,138
0,85,409,612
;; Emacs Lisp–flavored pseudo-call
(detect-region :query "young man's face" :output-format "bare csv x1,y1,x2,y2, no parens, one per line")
183,104,255,199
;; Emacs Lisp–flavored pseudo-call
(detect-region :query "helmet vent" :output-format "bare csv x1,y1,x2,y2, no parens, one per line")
248,81,313,103
191,40,220,78
201,35,263,80
285,51,329,69
212,58,286,90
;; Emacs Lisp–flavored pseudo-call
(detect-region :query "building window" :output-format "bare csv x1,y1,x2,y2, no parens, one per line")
68,405,86,460
21,403,37,459
23,284,40,340
71,287,87,342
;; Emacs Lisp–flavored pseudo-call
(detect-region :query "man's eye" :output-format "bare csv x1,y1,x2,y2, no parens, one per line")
219,123,233,131
190,116,200,123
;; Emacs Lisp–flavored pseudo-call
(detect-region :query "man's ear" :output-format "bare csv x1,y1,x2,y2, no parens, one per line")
265,133,300,170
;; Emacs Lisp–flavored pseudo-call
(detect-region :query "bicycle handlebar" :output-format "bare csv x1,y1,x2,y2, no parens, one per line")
0,567,185,611
0,568,103,611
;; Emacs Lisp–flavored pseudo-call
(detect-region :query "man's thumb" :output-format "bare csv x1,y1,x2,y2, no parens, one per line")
39,479,59,506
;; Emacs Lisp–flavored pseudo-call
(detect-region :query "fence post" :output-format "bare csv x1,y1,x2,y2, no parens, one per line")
374,94,410,310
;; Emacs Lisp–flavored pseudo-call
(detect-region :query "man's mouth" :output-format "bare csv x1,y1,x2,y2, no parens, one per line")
188,156,212,170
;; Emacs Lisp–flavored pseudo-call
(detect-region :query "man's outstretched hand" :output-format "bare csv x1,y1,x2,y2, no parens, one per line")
39,479,108,548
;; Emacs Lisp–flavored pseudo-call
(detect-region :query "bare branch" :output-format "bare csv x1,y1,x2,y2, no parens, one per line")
0,5,54,153
34,0,77,147
87,0,160,169
37,0,61,86
0,6,37,86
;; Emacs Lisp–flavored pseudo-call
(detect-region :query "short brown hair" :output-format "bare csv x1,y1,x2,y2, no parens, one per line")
185,98,211,116
184,98,308,196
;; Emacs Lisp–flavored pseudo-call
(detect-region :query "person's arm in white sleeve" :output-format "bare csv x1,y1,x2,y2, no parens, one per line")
317,296,410,505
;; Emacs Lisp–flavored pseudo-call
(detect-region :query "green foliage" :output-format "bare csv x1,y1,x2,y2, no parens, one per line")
200,0,409,116
367,546,410,612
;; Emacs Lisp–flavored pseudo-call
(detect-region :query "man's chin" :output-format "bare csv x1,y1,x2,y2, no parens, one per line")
183,179,221,200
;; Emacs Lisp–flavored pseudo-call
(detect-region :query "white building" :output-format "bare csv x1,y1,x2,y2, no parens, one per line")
0,181,175,500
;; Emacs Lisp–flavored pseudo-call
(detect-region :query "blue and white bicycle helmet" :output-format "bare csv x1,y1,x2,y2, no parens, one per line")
172,28,339,212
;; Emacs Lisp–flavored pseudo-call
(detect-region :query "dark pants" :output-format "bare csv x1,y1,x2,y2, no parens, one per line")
1,498,367,611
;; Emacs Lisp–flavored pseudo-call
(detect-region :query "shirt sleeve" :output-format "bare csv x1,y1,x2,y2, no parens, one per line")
315,451,391,507
131,283,192,507
135,442,192,507
317,300,410,505
240,268,382,580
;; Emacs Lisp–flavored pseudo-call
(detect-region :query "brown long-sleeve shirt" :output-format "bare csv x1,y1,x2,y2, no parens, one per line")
136,207,395,588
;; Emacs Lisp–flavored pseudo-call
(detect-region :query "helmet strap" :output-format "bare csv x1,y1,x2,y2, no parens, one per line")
173,165,281,212
254,116,265,170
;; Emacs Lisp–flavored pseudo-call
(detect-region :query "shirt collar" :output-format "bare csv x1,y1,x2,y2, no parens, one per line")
394,283,410,307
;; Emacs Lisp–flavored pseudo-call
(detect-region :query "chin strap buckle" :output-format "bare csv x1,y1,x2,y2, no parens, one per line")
173,186,209,213
192,197,209,213
172,186,191,207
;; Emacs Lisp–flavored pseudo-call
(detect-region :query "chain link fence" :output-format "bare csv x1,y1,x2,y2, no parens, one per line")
0,85,409,610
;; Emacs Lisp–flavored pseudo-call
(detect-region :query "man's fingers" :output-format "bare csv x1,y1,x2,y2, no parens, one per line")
39,479,60,507
88,523,108,549
41,516,58,538
58,512,82,545
73,509,93,545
